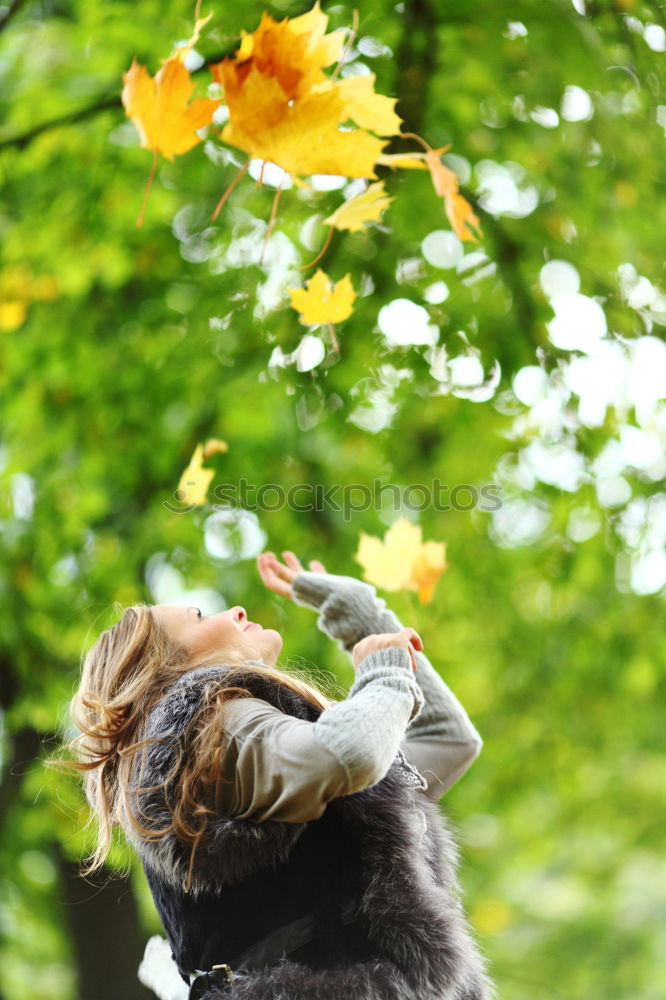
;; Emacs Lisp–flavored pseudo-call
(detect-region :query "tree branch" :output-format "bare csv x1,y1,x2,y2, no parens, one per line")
0,93,121,152
0,0,29,35
0,47,235,153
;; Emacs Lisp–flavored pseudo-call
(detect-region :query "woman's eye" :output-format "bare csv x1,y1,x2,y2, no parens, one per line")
196,609,203,620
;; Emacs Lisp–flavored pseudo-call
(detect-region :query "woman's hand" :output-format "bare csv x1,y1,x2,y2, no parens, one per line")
352,628,424,673
257,550,328,600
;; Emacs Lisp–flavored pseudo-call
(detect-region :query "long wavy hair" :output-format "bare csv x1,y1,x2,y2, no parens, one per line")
57,603,332,878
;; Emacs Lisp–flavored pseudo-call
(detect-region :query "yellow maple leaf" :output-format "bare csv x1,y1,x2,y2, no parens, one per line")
121,57,219,224
288,269,356,326
210,3,402,181
177,443,215,507
122,58,219,161
230,5,345,101
287,2,348,71
355,517,448,604
324,181,394,233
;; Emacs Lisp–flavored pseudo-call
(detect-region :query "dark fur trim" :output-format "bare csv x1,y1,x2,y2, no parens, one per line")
129,668,309,896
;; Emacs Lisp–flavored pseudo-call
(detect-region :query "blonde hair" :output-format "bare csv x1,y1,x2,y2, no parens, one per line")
55,603,331,877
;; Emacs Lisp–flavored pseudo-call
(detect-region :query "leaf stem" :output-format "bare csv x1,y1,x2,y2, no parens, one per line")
259,180,284,266
212,160,249,220
300,226,334,272
405,589,421,623
330,8,359,83
399,131,434,154
136,150,158,228
326,321,340,353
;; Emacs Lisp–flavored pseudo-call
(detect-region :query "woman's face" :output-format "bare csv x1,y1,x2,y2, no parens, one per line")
152,604,283,667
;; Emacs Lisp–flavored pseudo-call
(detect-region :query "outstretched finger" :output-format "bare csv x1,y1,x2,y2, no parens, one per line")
308,559,327,573
261,552,294,583
282,551,304,573
257,554,292,598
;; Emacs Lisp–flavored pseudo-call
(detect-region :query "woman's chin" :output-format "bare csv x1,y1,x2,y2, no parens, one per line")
261,629,283,662
244,628,282,664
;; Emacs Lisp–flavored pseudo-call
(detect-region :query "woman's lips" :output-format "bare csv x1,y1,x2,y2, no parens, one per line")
244,621,259,631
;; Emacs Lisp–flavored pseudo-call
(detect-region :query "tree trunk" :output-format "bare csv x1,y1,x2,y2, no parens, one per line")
58,853,154,1000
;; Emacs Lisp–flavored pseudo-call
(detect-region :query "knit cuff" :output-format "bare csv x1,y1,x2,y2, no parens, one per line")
312,645,424,788
351,645,424,723
291,571,375,611
291,570,403,654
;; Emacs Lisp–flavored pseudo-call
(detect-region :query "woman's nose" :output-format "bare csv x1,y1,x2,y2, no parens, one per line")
229,606,246,623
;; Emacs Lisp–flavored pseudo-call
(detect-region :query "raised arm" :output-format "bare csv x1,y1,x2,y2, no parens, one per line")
215,643,425,823
258,554,483,800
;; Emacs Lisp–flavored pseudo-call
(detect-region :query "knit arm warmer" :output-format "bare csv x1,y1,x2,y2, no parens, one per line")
215,644,425,823
291,571,402,654
312,645,424,789
291,569,482,746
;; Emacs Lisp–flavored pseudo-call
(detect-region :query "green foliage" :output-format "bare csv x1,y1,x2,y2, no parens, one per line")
1,1,665,998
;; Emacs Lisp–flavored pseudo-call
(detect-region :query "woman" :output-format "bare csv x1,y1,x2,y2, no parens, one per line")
67,550,493,1000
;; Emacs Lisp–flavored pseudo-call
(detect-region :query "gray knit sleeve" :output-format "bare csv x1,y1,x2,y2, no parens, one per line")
291,570,403,654
214,644,426,822
292,569,478,737
312,644,424,789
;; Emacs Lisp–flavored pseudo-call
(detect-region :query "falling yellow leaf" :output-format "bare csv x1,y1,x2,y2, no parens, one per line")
288,269,356,325
324,181,394,233
210,3,402,181
355,517,448,604
202,437,229,459
121,58,219,161
177,443,215,507
122,56,220,224
425,149,481,243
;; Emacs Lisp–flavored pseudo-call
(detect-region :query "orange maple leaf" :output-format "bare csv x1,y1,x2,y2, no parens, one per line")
377,141,482,243
425,148,481,243
210,2,402,183
121,57,219,224
122,58,218,160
